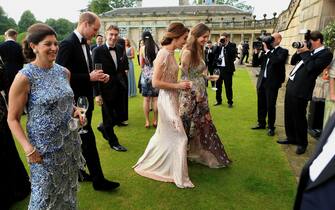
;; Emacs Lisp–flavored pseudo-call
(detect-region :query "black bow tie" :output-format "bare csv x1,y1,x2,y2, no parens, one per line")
81,37,87,45
109,46,116,51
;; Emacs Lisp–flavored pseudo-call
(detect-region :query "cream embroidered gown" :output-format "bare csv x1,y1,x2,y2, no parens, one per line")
133,48,194,188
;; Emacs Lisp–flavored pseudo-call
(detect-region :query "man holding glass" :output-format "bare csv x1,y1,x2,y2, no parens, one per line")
92,25,128,152
56,12,120,191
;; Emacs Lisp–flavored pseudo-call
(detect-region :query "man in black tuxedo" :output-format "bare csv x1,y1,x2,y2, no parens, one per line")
294,113,335,210
277,31,333,155
56,12,120,191
252,33,288,136
213,32,237,108
90,34,104,51
0,29,24,97
205,40,215,88
240,41,249,64
93,25,128,152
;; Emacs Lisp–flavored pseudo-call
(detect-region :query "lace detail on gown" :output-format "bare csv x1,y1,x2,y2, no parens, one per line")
20,63,85,209
134,48,194,188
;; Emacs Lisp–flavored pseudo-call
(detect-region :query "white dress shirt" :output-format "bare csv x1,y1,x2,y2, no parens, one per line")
74,30,90,73
106,43,118,69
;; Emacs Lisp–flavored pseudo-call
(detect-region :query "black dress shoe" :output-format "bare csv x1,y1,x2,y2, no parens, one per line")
117,121,128,127
214,102,222,106
93,179,120,191
251,124,266,129
267,129,275,136
97,123,109,141
79,170,92,182
296,146,307,155
111,144,127,152
277,139,295,145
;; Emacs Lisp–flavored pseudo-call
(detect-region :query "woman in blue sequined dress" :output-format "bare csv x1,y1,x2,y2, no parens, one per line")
7,23,85,209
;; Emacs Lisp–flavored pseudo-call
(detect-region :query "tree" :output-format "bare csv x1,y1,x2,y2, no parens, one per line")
88,0,136,14
323,21,335,52
194,0,253,12
18,10,37,32
0,6,18,34
45,18,75,41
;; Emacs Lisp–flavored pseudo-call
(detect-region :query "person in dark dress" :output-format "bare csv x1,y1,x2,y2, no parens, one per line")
0,54,30,210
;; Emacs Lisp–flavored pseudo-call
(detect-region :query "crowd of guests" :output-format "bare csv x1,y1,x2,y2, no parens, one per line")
1,10,335,210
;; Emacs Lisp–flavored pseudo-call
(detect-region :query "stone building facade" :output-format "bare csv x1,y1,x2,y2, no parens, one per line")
275,0,335,55
99,5,276,48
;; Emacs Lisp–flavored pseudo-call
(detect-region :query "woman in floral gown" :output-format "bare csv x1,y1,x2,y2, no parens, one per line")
179,23,231,168
7,23,85,209
134,23,194,188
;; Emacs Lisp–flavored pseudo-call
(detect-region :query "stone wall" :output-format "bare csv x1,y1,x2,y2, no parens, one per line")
275,0,335,56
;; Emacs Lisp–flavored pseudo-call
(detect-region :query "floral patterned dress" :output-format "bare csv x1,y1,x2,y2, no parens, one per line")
179,57,231,168
20,63,84,209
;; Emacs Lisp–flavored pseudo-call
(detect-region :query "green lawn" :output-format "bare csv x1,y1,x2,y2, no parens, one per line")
11,62,296,210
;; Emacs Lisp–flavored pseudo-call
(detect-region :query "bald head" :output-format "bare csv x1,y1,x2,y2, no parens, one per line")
272,32,282,47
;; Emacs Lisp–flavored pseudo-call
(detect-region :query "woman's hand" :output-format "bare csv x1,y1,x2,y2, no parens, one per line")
177,80,192,90
95,96,103,106
26,147,43,164
73,106,86,126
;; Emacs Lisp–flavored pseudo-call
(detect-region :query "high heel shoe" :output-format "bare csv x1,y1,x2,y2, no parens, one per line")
145,122,150,128
152,122,157,128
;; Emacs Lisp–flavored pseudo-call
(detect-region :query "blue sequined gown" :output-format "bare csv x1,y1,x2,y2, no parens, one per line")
20,63,84,210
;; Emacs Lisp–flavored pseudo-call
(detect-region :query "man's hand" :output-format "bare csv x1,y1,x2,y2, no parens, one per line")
297,41,310,54
90,70,110,83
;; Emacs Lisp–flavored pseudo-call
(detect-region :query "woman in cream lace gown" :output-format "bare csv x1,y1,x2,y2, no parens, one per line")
179,23,231,168
133,23,194,188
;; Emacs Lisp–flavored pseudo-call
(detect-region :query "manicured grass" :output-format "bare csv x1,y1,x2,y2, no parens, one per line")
11,63,296,210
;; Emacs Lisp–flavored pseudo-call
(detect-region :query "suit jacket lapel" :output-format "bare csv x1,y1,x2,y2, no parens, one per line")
306,113,335,190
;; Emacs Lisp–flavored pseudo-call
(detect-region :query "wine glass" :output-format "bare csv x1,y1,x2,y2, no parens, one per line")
77,96,89,134
95,63,102,71
211,69,220,91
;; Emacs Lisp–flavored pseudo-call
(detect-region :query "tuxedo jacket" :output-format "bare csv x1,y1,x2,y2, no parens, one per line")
0,40,24,93
213,42,237,73
205,47,215,68
92,44,128,100
56,32,94,110
286,48,333,100
294,113,335,210
257,46,288,90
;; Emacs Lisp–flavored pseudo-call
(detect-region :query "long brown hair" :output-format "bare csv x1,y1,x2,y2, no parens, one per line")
161,22,189,46
184,23,210,68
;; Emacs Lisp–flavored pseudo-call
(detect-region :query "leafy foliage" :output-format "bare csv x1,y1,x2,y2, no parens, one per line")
0,6,18,34
45,18,75,41
322,21,335,51
194,0,253,11
88,0,136,14
18,10,37,32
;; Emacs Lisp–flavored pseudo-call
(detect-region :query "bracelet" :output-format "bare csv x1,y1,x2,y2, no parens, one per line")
26,147,36,157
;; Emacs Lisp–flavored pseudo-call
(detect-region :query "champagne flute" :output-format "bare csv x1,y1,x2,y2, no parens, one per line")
211,69,220,91
77,96,89,134
95,63,102,71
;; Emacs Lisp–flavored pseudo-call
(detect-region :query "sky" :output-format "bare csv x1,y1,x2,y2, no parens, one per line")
0,0,291,23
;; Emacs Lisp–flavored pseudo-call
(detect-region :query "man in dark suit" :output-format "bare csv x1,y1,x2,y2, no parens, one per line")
90,34,104,51
0,29,24,97
294,113,335,210
213,32,237,108
240,41,249,64
56,12,120,191
93,25,128,152
205,40,215,88
277,31,333,155
252,33,288,136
